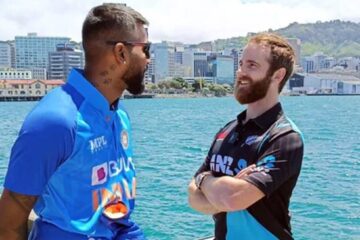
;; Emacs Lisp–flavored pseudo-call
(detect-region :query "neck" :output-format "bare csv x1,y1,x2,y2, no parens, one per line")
244,88,279,123
84,65,125,105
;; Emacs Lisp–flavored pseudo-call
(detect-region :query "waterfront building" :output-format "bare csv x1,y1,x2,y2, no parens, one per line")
0,79,64,97
48,43,84,80
0,68,32,80
15,33,70,70
288,73,305,90
304,73,360,94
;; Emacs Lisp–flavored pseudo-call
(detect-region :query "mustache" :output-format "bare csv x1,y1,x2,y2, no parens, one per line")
237,76,253,82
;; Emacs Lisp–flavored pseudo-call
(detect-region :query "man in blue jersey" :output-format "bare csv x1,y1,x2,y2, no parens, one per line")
0,3,150,240
188,33,304,240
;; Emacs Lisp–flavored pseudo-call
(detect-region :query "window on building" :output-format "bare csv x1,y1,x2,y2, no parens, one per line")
35,83,41,89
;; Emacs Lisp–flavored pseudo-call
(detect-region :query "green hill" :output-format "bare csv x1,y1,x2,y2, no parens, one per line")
202,20,360,57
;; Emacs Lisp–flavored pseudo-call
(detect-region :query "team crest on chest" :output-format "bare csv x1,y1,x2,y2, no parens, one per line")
121,130,129,149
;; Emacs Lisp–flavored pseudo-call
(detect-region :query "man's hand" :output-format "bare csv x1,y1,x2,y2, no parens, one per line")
0,189,37,240
234,164,256,179
188,179,221,215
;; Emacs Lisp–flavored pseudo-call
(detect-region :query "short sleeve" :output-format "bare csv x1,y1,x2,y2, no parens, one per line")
194,155,211,177
4,110,75,195
244,131,304,196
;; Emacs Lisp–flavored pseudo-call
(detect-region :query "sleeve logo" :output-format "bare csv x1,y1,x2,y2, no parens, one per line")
121,130,129,150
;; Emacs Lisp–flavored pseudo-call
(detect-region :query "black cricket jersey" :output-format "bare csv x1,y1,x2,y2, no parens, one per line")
195,103,304,240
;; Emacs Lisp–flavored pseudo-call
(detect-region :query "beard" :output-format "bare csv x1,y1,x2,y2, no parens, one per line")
124,65,146,95
234,73,272,104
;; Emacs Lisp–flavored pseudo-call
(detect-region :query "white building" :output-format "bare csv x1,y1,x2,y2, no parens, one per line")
304,73,360,94
0,68,32,79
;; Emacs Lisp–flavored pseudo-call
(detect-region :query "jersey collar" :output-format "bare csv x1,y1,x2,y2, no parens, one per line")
67,68,115,116
237,102,283,130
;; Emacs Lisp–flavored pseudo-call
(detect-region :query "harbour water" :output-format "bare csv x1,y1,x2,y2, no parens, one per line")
0,96,359,239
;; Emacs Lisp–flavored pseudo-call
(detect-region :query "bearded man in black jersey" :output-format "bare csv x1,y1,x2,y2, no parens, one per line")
188,33,304,240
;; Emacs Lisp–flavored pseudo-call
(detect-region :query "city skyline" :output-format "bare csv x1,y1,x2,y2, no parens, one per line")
1,0,360,44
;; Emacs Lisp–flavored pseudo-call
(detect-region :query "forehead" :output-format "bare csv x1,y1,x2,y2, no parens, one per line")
242,43,271,65
135,23,148,41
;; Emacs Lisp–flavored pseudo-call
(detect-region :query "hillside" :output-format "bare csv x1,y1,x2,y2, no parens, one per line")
204,20,360,57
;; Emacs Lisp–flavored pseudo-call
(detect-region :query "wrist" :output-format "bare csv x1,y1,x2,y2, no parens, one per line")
195,172,212,190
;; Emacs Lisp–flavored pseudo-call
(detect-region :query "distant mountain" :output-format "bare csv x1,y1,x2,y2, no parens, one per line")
204,20,360,57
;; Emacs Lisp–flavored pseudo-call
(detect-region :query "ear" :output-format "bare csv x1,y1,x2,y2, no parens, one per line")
272,67,286,85
113,43,129,65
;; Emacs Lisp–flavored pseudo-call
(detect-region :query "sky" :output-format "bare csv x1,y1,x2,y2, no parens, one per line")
0,0,359,44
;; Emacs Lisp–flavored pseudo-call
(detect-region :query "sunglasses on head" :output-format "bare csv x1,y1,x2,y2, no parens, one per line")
106,40,151,59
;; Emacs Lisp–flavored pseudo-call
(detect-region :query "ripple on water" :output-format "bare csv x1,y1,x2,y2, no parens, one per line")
1,97,360,239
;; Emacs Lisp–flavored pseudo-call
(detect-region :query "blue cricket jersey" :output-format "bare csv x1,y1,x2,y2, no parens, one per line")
4,69,144,239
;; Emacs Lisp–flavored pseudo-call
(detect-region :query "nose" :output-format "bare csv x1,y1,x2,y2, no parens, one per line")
236,68,245,78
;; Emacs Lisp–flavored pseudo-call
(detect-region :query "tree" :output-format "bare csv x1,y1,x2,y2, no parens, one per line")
172,77,188,88
210,84,227,97
192,79,207,92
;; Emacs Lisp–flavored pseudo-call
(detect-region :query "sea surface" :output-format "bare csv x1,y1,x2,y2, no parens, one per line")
0,96,359,240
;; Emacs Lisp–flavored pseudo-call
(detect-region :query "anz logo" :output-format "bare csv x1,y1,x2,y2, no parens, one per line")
89,136,107,154
210,154,234,175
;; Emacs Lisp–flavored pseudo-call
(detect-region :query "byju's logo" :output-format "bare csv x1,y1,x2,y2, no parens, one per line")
89,136,107,153
91,163,108,186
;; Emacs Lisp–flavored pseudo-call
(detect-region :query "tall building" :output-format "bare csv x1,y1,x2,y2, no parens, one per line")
0,41,11,68
9,41,16,68
208,54,234,84
286,38,301,65
48,43,84,80
194,52,210,77
152,42,176,82
145,52,155,83
15,33,70,70
230,49,242,81
182,49,195,77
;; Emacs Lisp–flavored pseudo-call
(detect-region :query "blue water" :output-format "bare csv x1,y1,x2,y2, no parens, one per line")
0,96,359,239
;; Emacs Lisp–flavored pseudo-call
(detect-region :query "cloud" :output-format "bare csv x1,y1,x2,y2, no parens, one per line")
0,0,359,43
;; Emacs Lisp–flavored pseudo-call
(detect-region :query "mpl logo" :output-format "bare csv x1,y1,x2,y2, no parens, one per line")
89,136,107,154
92,163,108,186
